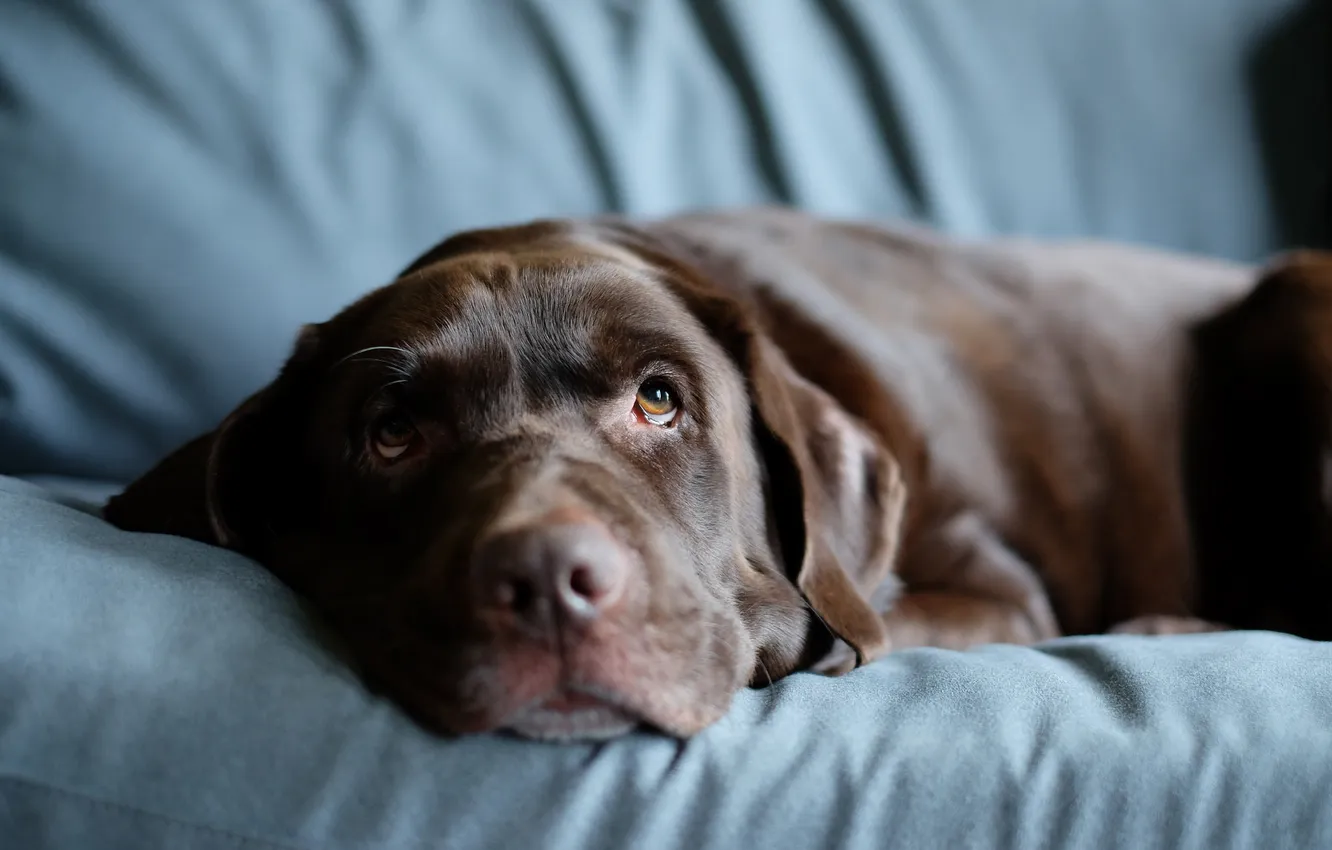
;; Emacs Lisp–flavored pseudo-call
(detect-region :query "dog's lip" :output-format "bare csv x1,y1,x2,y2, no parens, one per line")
538,689,615,713
501,686,644,740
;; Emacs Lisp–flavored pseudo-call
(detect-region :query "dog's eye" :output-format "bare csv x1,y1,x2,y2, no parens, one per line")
370,412,418,460
635,380,679,426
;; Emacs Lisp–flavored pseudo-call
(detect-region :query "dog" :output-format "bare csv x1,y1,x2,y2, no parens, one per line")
104,208,1332,740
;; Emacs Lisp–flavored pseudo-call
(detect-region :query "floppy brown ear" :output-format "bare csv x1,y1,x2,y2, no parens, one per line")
583,219,908,669
104,325,324,555
101,431,225,543
744,331,907,670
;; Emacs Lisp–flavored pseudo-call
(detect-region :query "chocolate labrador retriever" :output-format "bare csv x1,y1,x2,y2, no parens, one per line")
104,208,1332,740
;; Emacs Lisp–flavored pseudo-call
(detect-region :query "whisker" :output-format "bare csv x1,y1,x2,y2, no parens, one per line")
803,600,839,642
756,657,774,688
334,345,416,370
369,378,410,398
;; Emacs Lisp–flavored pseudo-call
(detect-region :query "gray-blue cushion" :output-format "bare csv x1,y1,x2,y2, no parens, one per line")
0,0,1325,480
3,475,1331,849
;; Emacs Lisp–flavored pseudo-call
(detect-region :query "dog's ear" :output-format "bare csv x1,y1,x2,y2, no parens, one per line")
104,325,324,556
744,331,907,670
586,219,908,670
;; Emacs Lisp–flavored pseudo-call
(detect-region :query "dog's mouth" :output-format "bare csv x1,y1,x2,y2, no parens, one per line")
502,687,642,741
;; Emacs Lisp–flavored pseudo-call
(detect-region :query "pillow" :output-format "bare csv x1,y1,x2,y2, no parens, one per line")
3,475,1331,849
0,0,1324,480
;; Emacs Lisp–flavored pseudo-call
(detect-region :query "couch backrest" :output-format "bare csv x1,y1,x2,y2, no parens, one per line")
0,0,1325,479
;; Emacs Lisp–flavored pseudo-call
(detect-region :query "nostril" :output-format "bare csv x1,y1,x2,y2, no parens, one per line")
497,576,538,614
567,564,601,602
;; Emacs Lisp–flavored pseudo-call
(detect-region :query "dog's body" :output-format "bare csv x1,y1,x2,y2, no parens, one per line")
106,209,1332,739
640,211,1253,651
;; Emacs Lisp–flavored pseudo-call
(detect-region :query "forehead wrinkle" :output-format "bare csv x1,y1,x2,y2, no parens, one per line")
517,262,712,389
501,266,615,400
580,265,719,372
402,261,617,413
374,267,513,367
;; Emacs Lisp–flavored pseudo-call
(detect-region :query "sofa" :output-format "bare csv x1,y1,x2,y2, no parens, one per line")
2,2,1329,848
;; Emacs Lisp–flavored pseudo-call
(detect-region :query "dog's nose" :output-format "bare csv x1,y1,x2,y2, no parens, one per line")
471,522,627,636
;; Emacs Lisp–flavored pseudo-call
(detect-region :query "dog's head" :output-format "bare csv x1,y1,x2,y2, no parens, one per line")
105,218,907,739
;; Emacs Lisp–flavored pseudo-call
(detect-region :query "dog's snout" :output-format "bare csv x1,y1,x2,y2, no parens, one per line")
472,522,627,636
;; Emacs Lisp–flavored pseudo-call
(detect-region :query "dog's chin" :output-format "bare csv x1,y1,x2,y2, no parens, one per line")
503,692,642,741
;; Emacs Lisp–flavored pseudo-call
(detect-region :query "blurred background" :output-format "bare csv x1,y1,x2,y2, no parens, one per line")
0,0,1327,483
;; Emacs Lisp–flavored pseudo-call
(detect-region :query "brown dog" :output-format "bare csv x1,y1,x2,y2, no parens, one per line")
104,208,1332,739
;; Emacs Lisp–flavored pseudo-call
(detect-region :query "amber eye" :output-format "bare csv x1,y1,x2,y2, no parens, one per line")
370,412,418,460
635,380,679,426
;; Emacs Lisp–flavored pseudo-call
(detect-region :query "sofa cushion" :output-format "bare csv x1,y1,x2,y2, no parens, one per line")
3,475,1332,849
